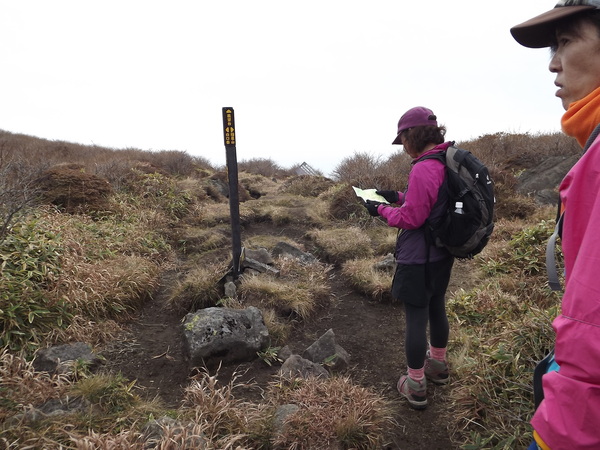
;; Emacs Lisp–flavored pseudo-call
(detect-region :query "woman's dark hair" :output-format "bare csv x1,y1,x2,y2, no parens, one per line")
402,125,447,154
550,10,600,52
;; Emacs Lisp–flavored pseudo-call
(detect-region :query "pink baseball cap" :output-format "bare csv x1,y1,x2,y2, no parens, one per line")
511,1,598,48
392,106,438,145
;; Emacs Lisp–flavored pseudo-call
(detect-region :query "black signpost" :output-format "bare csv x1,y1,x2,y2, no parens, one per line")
222,107,242,279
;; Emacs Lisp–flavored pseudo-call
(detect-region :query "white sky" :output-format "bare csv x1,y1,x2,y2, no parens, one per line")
0,1,563,176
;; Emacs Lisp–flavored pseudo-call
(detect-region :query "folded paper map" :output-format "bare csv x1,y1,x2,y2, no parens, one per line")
352,186,389,204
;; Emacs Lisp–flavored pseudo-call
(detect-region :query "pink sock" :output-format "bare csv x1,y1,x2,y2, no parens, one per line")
408,366,425,381
430,346,447,361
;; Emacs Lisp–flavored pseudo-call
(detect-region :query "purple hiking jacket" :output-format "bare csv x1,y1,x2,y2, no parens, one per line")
377,142,452,264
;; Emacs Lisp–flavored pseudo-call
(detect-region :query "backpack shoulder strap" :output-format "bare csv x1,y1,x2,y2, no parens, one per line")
583,122,600,153
415,151,446,165
544,121,597,292
546,212,563,292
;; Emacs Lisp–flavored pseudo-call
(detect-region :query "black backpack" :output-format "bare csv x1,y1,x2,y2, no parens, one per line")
420,145,495,259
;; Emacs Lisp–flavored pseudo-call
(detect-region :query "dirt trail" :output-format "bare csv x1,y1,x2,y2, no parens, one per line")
103,223,476,449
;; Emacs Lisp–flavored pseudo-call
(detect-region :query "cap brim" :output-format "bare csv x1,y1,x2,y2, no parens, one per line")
392,134,402,145
510,5,596,48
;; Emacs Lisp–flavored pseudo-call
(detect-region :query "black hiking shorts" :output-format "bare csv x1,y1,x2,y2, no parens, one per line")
391,257,454,308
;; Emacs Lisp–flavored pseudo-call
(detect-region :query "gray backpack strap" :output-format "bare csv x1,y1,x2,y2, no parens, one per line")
546,213,563,291
583,122,600,153
546,122,600,291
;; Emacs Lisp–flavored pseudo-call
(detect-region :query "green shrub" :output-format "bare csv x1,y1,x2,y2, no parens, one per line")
483,220,560,277
0,220,71,351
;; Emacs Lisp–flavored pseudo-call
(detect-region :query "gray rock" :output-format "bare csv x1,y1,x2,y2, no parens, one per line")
142,416,206,449
224,280,237,298
272,403,300,435
182,306,270,368
272,242,317,264
303,329,350,372
242,257,280,275
33,342,102,374
277,345,293,362
245,247,274,265
517,154,578,204
373,253,396,272
4,396,92,427
280,354,329,379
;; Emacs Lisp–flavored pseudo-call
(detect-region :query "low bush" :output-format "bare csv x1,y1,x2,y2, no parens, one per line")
0,219,71,351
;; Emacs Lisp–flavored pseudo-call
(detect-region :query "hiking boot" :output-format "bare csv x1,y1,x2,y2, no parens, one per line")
397,375,427,409
424,351,449,385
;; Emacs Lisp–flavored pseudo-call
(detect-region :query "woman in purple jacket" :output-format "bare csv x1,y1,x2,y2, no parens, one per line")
363,106,455,409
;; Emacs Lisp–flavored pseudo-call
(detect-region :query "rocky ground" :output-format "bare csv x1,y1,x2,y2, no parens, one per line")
103,220,478,449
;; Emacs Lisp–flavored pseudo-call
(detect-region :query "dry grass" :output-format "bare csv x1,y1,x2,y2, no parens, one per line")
444,217,561,447
0,129,580,448
58,255,160,319
193,201,265,227
307,226,374,264
243,234,302,251
168,263,227,312
0,349,70,422
364,225,398,256
278,175,336,197
239,171,280,197
267,374,396,449
244,194,326,226
47,316,124,347
341,257,394,302
182,368,271,447
238,257,332,323
176,225,230,255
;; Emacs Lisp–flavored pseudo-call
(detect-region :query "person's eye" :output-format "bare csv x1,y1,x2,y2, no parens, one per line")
551,36,569,53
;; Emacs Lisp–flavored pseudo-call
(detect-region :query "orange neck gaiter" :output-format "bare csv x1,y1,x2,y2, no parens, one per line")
561,85,600,148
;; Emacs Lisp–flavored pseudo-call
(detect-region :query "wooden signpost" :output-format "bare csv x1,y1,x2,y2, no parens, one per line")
222,107,243,279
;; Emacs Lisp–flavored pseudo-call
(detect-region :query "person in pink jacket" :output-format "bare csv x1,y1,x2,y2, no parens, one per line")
363,106,455,409
511,2,600,448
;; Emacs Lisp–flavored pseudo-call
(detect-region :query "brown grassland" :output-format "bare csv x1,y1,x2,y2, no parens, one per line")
0,129,580,448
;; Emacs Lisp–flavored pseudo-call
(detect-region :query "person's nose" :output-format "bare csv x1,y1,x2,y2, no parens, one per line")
549,52,560,73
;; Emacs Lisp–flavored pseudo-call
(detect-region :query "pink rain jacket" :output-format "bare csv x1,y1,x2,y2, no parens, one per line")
531,135,600,448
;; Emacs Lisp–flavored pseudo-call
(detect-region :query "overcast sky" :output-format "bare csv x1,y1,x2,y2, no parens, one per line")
1,1,564,175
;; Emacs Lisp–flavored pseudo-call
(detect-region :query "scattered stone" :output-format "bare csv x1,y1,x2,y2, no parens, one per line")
277,345,293,363
303,329,350,372
280,354,329,379
242,257,280,275
4,396,93,427
272,403,300,436
182,306,270,368
517,154,578,205
373,253,396,272
224,280,237,298
33,342,103,374
272,242,317,264
142,416,207,449
245,247,274,265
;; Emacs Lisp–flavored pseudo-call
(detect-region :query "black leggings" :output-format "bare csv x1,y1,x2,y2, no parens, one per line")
392,257,454,369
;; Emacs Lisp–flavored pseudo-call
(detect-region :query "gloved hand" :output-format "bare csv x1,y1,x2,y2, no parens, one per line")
364,200,383,217
376,190,399,203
